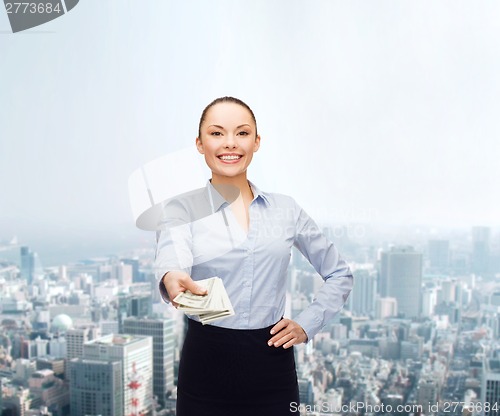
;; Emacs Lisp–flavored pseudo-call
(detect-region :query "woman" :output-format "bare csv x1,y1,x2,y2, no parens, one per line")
155,96,353,415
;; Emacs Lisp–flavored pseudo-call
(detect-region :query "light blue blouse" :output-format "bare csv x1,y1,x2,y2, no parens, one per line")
154,179,353,341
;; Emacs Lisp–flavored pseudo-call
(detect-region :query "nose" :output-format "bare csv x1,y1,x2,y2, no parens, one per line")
223,133,237,148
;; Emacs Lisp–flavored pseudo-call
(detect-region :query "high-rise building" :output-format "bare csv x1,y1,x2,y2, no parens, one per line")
69,358,123,416
439,278,459,303
379,246,423,318
66,326,101,361
421,287,437,317
122,258,141,282
20,246,35,285
48,336,66,358
123,317,175,407
472,226,490,275
481,358,500,416
115,262,133,286
428,239,450,271
350,268,376,316
298,376,314,406
117,293,153,333
83,334,153,415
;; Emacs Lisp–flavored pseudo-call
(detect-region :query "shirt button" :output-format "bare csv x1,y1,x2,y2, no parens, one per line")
246,249,253,255
243,281,249,287
242,313,248,319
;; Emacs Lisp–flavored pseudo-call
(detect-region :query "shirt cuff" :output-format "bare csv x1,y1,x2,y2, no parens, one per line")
158,275,171,304
293,307,324,343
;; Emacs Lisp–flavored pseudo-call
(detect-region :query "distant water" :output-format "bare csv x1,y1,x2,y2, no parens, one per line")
0,222,156,267
36,240,152,267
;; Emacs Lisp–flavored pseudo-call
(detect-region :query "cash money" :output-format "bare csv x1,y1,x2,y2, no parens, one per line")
173,277,235,324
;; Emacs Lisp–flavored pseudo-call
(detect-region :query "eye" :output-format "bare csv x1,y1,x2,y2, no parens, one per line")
238,131,250,136
210,131,222,136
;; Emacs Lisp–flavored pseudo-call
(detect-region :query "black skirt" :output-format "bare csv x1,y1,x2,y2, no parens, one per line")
177,318,300,416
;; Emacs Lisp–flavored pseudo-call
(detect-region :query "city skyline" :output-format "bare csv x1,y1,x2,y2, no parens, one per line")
1,1,500,415
1,224,499,415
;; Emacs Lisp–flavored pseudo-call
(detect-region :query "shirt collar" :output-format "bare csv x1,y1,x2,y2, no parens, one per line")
205,179,270,212
248,179,271,207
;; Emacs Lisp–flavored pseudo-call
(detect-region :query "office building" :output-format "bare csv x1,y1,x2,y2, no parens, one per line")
350,268,376,316
117,293,153,333
428,239,450,271
122,258,141,282
439,278,458,303
20,246,35,285
298,376,314,406
123,317,175,407
69,358,123,416
472,226,490,275
66,326,101,360
421,287,437,317
29,369,69,414
481,358,500,416
380,246,423,318
83,334,153,415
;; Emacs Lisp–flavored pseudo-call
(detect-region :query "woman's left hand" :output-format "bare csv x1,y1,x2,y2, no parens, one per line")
268,318,308,349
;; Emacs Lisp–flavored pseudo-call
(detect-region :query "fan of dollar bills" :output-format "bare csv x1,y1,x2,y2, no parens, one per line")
173,277,235,324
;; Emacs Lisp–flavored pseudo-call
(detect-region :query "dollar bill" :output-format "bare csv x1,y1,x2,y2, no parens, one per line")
173,277,217,308
173,276,234,324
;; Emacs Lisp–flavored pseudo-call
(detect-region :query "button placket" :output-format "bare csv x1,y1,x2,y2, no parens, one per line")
240,203,259,326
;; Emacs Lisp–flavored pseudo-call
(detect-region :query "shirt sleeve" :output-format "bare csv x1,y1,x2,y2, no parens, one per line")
154,199,194,303
291,198,354,341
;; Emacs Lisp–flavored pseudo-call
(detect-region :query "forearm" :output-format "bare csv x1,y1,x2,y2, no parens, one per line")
294,262,353,341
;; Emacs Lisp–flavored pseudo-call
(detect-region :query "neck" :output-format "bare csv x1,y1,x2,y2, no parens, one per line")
211,174,253,201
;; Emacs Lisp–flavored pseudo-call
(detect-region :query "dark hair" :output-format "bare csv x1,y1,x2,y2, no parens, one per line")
198,96,258,139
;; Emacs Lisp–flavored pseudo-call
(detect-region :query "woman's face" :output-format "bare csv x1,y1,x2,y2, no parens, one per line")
196,102,260,181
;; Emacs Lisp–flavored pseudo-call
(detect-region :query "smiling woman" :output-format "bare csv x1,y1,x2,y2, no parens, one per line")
196,97,260,199
154,96,354,416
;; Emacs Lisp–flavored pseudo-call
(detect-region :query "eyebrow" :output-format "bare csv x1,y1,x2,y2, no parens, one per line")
208,124,252,130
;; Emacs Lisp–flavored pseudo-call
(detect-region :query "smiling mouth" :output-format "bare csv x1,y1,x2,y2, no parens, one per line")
217,155,243,161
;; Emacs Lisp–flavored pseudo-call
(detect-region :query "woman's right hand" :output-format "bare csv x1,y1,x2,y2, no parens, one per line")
162,270,208,308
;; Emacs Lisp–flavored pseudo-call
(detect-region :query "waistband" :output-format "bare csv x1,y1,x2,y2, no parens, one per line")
187,317,279,336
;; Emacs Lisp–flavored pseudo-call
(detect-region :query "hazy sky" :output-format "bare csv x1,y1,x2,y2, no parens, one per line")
1,1,499,259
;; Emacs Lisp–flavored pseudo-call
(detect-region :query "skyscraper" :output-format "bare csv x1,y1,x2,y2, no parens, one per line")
123,317,175,407
117,293,153,333
350,268,377,316
472,226,490,275
82,334,153,415
421,287,437,317
428,239,450,271
122,258,141,282
481,357,500,416
439,278,459,303
20,246,35,285
69,358,123,416
379,246,423,318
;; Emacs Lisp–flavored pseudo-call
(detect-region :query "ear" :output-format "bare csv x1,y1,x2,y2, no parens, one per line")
253,135,261,152
195,137,204,154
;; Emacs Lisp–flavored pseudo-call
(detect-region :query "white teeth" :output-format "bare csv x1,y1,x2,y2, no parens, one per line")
219,155,241,160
